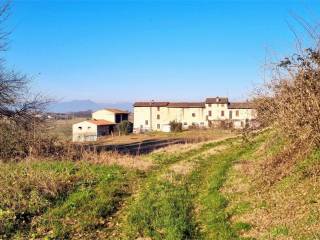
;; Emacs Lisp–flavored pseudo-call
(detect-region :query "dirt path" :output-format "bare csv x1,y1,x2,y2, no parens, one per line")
108,137,234,239
91,134,238,239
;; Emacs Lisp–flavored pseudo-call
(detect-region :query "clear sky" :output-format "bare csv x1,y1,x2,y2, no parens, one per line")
4,0,320,102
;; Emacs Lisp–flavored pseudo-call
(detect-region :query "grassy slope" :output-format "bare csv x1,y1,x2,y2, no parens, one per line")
114,136,265,239
0,161,138,239
2,130,318,239
223,132,320,239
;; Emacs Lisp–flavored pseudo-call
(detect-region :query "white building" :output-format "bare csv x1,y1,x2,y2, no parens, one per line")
133,97,257,132
72,108,129,142
72,120,115,142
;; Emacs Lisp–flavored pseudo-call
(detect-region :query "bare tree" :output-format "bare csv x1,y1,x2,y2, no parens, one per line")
0,1,54,160
254,29,320,150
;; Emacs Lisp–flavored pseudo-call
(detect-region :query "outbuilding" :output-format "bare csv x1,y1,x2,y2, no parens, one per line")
72,120,115,142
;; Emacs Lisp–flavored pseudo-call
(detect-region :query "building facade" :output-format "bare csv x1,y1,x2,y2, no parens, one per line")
133,97,257,132
72,120,115,142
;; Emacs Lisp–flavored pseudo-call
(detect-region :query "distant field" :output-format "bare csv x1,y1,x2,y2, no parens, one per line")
48,117,87,140
95,128,236,145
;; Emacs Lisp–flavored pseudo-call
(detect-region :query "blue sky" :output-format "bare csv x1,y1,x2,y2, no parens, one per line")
4,0,320,102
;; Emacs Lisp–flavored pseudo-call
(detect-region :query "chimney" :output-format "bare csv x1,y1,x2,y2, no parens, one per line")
216,97,219,103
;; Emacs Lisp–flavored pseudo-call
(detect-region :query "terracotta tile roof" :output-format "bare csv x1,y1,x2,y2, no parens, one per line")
205,97,229,104
167,102,205,108
228,102,255,109
133,101,205,108
105,108,129,114
133,102,169,107
87,120,115,126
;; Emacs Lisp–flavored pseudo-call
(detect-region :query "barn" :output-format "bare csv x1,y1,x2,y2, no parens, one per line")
72,108,130,142
72,120,115,142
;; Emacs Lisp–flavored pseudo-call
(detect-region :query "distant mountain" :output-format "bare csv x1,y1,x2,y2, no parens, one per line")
48,100,132,113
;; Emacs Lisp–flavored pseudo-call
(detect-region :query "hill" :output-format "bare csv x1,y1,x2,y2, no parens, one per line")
1,130,319,239
48,100,132,113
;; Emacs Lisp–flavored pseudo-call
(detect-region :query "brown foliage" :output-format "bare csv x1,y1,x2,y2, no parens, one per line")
259,143,308,186
254,47,320,149
0,120,69,161
0,1,56,161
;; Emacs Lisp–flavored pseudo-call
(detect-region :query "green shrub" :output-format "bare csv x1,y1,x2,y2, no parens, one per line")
169,121,182,132
118,120,133,135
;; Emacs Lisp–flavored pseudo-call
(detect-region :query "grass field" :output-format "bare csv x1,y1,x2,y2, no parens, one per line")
1,130,320,239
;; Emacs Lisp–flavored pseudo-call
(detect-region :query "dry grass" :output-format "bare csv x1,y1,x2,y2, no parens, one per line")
222,133,320,239
152,142,206,154
94,129,235,145
169,162,194,175
0,161,81,237
0,160,135,239
81,151,154,171
153,132,237,154
75,129,236,172
201,144,229,158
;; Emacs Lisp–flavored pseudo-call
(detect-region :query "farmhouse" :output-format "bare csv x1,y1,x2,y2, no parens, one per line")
72,108,129,142
133,97,256,132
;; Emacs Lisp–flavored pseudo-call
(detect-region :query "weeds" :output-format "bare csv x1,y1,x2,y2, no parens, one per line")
32,166,131,239
0,161,136,239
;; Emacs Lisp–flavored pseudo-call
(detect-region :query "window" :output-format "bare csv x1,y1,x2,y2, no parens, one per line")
157,106,160,111
208,110,212,116
208,104,211,107
157,124,160,129
88,126,91,130
192,113,196,117
157,114,160,120
221,111,224,117
236,110,239,117
145,120,148,125
184,122,188,125
78,126,82,130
